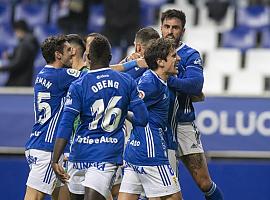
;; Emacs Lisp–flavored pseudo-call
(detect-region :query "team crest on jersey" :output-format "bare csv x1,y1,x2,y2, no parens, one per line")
67,69,80,77
193,58,202,65
65,92,72,105
138,90,145,99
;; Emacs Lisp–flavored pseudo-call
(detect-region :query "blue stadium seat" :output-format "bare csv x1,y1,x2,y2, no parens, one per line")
221,26,257,52
0,23,17,52
34,24,60,44
14,2,49,27
0,2,12,24
140,0,167,26
237,5,270,30
88,4,105,33
110,47,123,65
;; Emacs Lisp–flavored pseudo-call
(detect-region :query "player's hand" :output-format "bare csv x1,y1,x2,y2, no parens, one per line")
127,52,141,61
51,162,70,183
136,58,148,68
191,92,205,102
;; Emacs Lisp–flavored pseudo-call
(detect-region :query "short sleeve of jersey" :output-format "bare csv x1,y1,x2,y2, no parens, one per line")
58,68,81,90
63,82,82,114
186,51,203,70
138,78,159,107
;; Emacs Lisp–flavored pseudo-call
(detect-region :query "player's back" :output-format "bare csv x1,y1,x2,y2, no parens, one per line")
25,66,80,151
68,68,140,164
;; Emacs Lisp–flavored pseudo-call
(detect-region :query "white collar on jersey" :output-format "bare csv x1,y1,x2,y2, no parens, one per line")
44,64,56,68
150,70,167,86
176,41,185,52
88,67,111,73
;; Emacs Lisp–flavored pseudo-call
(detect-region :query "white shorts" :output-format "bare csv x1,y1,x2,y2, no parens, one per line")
176,122,204,157
66,161,86,195
25,149,63,195
119,161,180,198
112,120,132,186
67,162,118,199
167,149,178,176
114,166,123,185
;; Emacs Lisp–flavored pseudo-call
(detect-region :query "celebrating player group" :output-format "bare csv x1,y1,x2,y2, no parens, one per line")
24,9,223,200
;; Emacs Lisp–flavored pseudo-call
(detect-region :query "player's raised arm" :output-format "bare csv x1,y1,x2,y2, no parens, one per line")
167,54,204,95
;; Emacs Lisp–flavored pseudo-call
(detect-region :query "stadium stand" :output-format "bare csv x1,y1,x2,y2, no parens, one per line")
14,1,49,27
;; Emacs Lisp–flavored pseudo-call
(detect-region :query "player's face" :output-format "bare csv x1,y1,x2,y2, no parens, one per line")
61,41,73,67
163,48,180,75
161,17,184,46
134,40,145,57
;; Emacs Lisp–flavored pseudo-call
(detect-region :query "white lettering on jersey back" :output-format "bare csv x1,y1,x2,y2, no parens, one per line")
35,77,52,89
91,80,119,93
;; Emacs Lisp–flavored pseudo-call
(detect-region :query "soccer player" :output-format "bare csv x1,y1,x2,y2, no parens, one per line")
51,34,148,200
160,9,224,200
57,34,87,200
24,35,80,200
110,27,160,200
123,26,160,82
118,38,182,200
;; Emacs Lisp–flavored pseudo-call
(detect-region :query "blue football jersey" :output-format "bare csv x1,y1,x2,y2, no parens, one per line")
164,88,178,150
124,70,170,166
62,68,146,164
125,65,147,83
174,43,204,122
25,65,81,151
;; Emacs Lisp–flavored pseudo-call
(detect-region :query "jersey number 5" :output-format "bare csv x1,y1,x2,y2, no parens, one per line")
89,96,122,132
35,92,51,124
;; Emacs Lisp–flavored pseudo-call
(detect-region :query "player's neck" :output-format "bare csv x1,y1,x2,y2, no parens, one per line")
90,64,108,71
48,61,63,68
72,58,85,70
154,68,168,82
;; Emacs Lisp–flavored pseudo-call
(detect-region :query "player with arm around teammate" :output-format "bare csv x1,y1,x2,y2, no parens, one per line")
51,34,149,200
161,9,223,200
118,38,183,200
24,35,80,200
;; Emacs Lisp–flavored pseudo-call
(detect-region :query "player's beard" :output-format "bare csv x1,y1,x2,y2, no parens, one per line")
165,34,181,48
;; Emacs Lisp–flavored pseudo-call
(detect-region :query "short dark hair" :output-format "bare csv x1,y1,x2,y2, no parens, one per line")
66,34,85,58
41,35,68,64
144,38,175,71
85,32,102,42
13,19,30,32
135,27,160,46
161,9,186,28
88,34,111,66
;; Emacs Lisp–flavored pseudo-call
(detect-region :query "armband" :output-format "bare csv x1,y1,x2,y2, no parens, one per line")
122,60,137,71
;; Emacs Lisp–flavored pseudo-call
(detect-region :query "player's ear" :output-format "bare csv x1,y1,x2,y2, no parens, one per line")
55,51,61,60
181,28,186,38
157,58,164,67
135,43,140,53
71,47,76,56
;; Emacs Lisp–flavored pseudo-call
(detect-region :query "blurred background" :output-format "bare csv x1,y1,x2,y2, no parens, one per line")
0,0,269,199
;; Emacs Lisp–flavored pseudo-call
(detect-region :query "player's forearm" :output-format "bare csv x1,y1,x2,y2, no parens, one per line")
56,110,77,139
51,138,68,163
168,68,204,95
129,103,149,126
